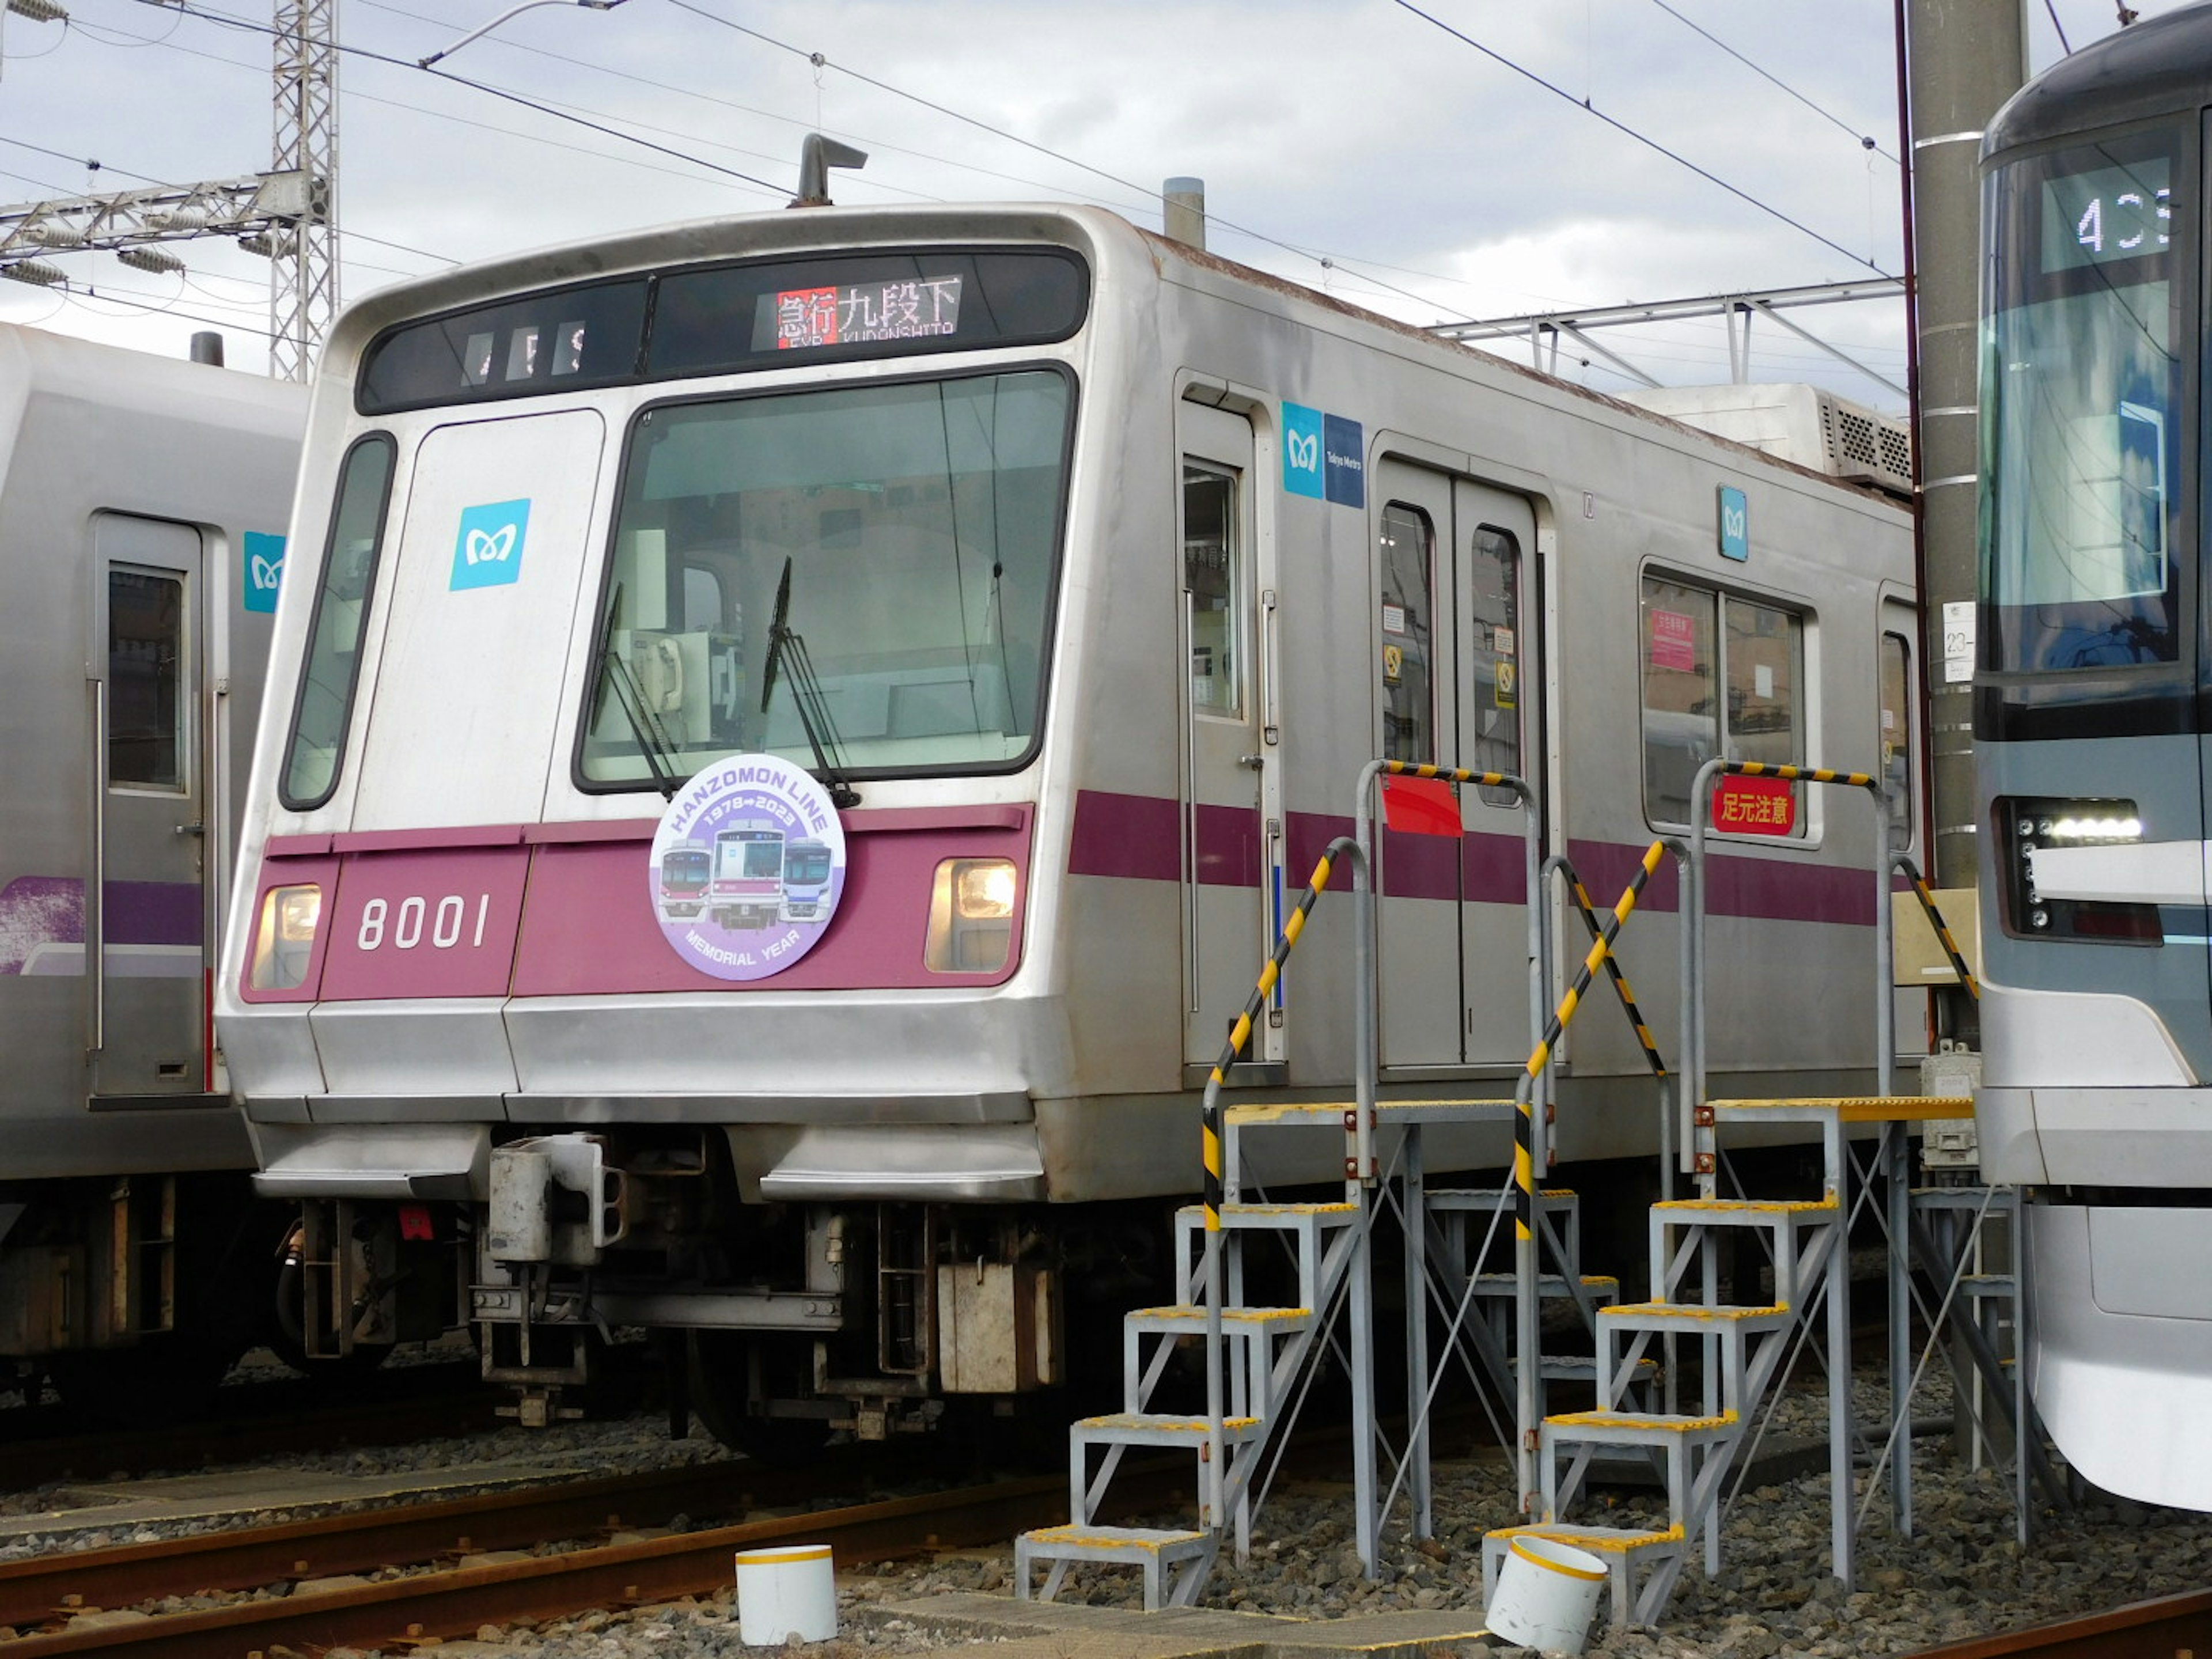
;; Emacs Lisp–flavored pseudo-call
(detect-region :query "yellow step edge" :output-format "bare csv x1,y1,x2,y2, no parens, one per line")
1487,1524,1688,1553
1077,1413,1261,1431
1653,1197,1837,1214
1225,1097,1516,1120
1024,1525,1207,1550
1177,1202,1360,1217
1600,1301,1790,1322
1546,1408,1738,1432
1710,1094,1975,1122
1127,1305,1311,1323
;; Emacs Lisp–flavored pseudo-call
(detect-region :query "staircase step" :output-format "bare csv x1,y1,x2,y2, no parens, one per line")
1544,1407,1737,1448
1518,1354,1662,1383
1126,1304,1312,1332
1599,1301,1793,1332
1019,1522,1211,1558
1175,1201,1360,1226
1469,1273,1620,1298
1710,1094,1974,1123
1429,1185,1578,1210
1652,1196,1836,1222
1487,1521,1687,1556
1958,1274,2016,1297
1225,1098,1516,1128
1074,1411,1263,1447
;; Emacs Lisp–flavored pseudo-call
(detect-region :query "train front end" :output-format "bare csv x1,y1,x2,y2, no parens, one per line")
218,208,1118,1438
1975,9,2212,1508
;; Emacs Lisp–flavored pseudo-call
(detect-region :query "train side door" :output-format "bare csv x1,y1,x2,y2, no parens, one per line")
90,514,209,1099
351,410,606,831
1370,462,1461,1067
1180,402,1283,1073
1452,482,1539,1066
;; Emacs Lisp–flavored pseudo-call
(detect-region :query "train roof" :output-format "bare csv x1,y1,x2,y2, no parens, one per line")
0,321,305,435
1986,0,2212,159
320,202,1901,514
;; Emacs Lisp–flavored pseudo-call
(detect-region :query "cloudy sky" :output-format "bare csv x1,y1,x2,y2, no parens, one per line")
0,0,2181,408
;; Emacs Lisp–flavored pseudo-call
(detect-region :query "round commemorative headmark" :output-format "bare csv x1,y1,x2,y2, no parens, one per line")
647,753,847,982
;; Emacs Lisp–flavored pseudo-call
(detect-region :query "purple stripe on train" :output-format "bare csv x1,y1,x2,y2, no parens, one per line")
0,877,202,975
1068,790,1883,929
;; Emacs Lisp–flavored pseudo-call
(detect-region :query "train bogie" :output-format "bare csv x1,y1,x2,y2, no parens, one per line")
218,205,1916,1434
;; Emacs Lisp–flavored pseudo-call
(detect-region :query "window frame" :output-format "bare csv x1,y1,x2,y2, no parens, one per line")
570,359,1080,797
1183,458,1251,725
1376,499,1438,764
1638,566,1813,840
278,431,399,813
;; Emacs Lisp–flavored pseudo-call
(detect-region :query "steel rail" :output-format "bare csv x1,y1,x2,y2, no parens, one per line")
4,1459,1190,1657
1903,1587,2212,1659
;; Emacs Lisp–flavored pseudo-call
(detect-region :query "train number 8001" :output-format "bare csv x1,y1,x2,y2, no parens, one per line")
357,894,492,952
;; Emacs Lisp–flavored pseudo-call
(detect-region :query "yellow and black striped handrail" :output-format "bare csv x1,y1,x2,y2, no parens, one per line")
1511,840,1668,1240
1893,854,1979,1001
1201,838,1355,1233
1566,868,1668,1081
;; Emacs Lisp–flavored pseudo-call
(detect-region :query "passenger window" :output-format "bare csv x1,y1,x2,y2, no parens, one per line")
1641,573,1807,834
1184,464,1244,720
1465,525,1520,802
281,434,396,810
108,569,185,790
1641,577,1719,825
1880,632,1913,851
1377,503,1435,761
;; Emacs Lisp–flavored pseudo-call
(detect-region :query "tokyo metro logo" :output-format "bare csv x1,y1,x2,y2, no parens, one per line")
450,499,531,590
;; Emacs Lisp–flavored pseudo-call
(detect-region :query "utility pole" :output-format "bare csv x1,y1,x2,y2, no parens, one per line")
0,1,337,380
1902,0,2025,907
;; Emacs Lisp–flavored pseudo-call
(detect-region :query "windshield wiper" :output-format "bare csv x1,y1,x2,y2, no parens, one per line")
759,556,861,809
594,583,682,801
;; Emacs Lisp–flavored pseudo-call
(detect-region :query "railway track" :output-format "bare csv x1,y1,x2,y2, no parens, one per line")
0,1444,1187,1657
1907,1588,2212,1659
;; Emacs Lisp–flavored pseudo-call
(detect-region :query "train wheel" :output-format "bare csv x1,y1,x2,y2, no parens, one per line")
687,1331,833,1465
266,1230,396,1381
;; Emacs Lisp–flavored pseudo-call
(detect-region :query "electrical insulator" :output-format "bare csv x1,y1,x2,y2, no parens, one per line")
1,260,66,286
5,0,69,22
118,247,184,275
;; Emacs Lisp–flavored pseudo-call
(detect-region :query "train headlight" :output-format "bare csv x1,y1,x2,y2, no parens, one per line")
249,882,322,990
926,858,1017,974
2000,797,2157,945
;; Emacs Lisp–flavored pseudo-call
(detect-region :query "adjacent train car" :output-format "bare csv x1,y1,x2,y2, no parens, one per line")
216,202,1918,1442
1975,0,2212,1509
0,324,305,1413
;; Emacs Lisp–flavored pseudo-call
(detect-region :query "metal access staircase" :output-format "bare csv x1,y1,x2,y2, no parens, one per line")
1482,1094,1969,1627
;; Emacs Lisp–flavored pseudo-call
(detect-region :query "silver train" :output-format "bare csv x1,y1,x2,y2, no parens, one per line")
1975,2,2212,1509
214,203,1918,1443
0,324,304,1413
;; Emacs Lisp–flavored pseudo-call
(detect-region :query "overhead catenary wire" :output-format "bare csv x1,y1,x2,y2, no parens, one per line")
1645,0,1899,164
132,0,790,198
1388,0,1895,277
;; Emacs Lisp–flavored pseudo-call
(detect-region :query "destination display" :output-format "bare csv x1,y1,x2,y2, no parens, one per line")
2042,157,2172,274
756,275,964,350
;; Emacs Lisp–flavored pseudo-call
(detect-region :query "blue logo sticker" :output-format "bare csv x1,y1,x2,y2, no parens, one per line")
1718,485,1749,561
242,531,286,613
1323,414,1365,508
450,499,531,590
1283,403,1324,499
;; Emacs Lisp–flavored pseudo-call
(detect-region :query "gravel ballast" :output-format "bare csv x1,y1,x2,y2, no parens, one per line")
12,1357,2212,1657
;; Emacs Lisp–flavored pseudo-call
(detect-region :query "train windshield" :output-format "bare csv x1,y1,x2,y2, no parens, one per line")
1982,126,2187,673
718,833,783,880
784,843,831,885
579,368,1070,788
662,847,710,891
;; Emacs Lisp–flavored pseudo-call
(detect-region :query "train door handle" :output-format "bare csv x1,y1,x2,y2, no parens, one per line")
1237,753,1265,770
173,823,206,837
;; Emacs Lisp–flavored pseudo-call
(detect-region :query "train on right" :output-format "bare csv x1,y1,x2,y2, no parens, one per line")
1975,0,2212,1509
